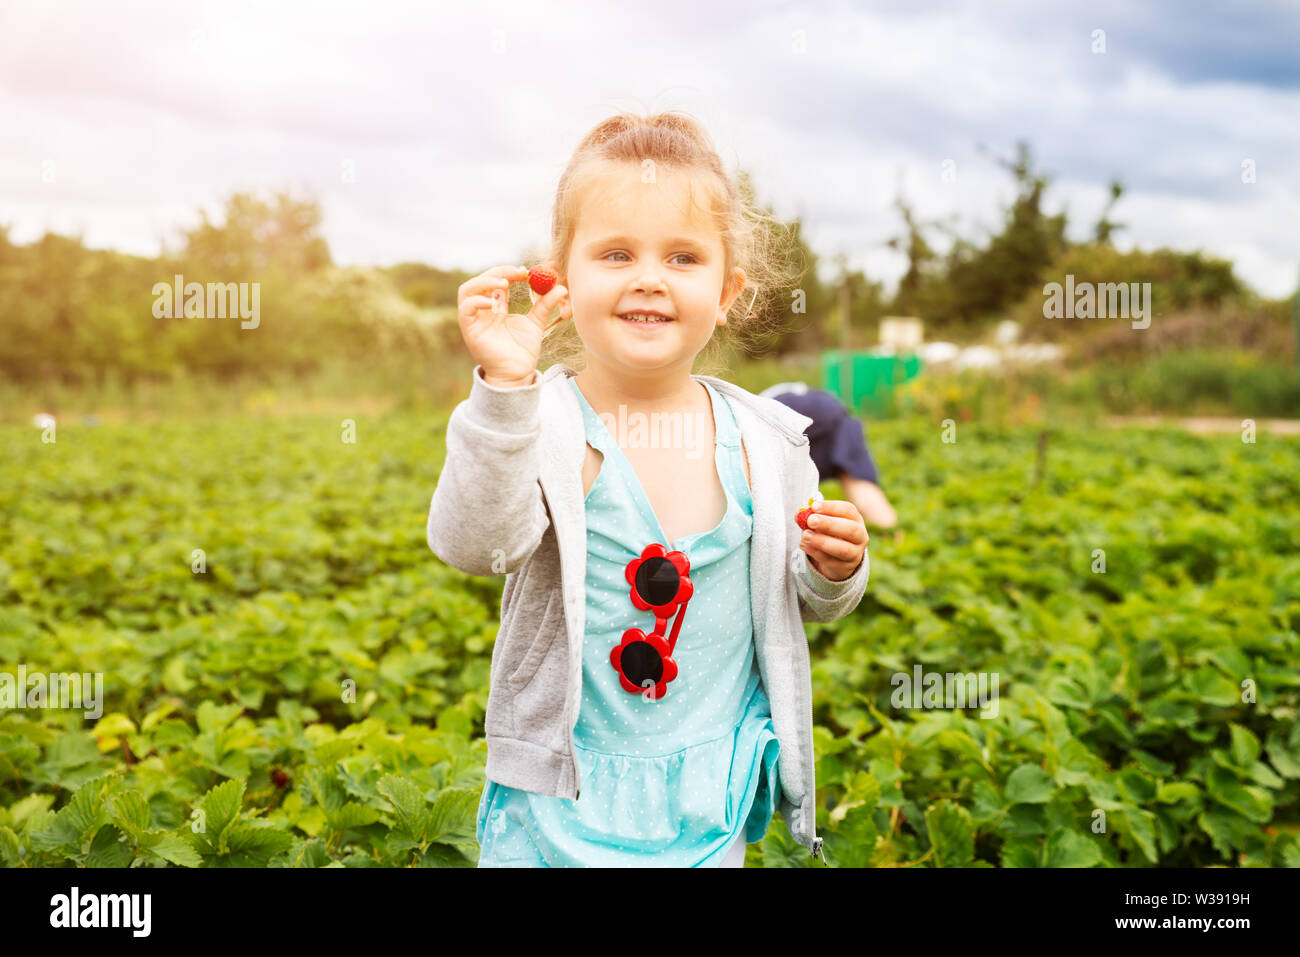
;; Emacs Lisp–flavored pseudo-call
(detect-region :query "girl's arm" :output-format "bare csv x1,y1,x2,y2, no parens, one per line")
793,453,870,622
426,365,550,577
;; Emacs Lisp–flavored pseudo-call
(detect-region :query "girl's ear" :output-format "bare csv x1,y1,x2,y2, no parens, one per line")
720,267,748,314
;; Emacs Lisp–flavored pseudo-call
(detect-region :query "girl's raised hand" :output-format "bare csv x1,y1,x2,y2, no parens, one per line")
456,265,572,387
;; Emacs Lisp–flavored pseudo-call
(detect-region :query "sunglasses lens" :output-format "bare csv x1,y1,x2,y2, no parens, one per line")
634,556,680,607
621,640,664,687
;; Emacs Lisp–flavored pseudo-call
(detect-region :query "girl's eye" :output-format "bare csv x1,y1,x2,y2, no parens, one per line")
604,251,697,265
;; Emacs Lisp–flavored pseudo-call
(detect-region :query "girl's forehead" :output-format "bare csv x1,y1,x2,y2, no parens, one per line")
574,166,717,240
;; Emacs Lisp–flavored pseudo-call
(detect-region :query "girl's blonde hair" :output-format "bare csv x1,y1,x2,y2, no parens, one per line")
537,108,802,377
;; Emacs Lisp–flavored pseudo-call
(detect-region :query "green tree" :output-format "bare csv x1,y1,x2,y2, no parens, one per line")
889,141,1071,327
886,194,939,317
1093,179,1126,246
175,191,332,277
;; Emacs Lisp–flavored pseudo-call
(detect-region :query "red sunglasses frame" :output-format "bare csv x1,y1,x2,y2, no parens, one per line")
609,543,693,700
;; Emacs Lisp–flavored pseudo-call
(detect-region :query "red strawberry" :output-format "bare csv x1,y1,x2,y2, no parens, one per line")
795,497,816,531
271,768,290,788
528,266,557,296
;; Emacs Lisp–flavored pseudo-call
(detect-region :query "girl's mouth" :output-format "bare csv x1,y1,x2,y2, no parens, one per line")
620,313,675,326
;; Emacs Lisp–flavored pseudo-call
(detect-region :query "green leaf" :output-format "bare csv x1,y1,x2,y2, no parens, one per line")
1005,764,1057,804
1265,725,1300,778
217,820,294,867
436,707,471,738
1118,768,1157,804
307,767,349,812
1156,781,1201,804
1248,760,1285,789
148,833,202,868
1204,766,1273,823
4,794,55,827
1280,836,1300,869
827,802,878,868
196,701,243,735
761,821,813,869
60,777,112,843
195,778,245,846
1185,667,1240,707
140,700,180,732
418,842,474,867
108,790,152,837
1043,829,1103,868
1045,676,1090,709
162,657,195,693
1128,748,1175,777
998,837,1040,868
327,802,382,831
1228,724,1261,766
90,713,137,738
924,800,974,867
284,838,332,868
1115,808,1159,864
426,787,479,845
86,824,132,867
1197,810,1257,859
377,775,430,844
0,826,22,866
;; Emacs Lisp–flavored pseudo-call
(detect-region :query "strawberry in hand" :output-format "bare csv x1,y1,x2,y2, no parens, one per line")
798,498,869,582
528,266,557,296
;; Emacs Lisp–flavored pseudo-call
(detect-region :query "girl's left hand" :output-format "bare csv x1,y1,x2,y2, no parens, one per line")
800,499,868,582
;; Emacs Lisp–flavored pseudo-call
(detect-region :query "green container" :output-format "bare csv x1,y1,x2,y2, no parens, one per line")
821,350,924,415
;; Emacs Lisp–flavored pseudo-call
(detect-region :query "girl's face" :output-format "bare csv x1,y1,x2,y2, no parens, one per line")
565,161,746,383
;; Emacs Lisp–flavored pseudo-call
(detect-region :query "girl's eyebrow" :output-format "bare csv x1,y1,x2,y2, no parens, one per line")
584,235,709,253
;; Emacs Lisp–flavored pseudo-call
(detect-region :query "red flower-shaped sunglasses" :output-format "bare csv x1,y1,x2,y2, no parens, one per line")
609,543,693,701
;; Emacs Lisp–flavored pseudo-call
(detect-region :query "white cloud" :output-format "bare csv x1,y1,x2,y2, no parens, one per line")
0,0,1295,298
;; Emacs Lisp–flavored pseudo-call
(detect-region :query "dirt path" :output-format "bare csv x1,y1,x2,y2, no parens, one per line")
1104,415,1300,435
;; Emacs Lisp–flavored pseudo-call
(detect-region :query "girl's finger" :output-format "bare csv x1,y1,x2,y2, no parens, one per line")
801,530,857,563
528,283,569,330
805,512,867,544
813,498,863,526
459,295,499,320
458,267,525,301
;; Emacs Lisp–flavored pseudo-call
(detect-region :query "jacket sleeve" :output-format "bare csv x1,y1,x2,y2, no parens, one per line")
426,364,550,577
793,450,870,623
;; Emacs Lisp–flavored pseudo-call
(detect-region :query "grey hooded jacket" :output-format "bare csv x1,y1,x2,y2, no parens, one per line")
426,362,870,862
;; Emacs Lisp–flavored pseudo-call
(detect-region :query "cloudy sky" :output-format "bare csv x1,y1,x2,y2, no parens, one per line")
1,0,1297,297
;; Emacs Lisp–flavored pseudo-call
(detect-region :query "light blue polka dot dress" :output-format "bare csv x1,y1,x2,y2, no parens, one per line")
475,376,781,867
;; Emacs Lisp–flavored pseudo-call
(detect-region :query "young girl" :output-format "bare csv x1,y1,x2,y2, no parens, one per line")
429,111,870,867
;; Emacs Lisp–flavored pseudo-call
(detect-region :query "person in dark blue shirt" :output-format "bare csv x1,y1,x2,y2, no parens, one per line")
760,381,898,530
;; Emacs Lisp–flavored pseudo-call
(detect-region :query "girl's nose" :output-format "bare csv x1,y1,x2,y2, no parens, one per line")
631,263,669,292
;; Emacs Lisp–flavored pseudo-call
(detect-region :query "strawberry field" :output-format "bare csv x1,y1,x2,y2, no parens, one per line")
2,413,1298,867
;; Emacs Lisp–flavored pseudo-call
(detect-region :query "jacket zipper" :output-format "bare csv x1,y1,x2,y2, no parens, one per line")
531,427,584,805
738,415,823,863
800,583,822,863
790,433,824,863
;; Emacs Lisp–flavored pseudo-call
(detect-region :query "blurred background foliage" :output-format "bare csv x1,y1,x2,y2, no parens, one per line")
0,139,1296,423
